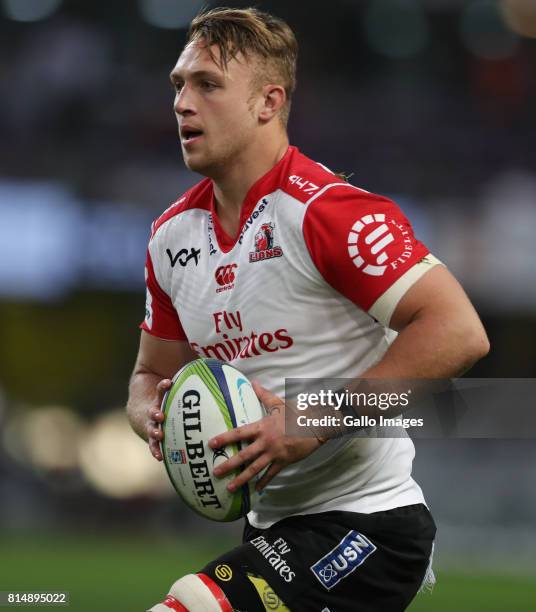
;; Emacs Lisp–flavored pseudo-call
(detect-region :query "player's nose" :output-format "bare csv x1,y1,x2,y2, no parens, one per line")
174,84,196,116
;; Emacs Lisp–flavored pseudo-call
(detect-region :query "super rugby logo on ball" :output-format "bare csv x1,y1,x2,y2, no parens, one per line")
160,359,265,521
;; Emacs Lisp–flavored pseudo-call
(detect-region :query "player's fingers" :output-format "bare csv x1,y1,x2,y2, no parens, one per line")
149,407,164,422
228,455,272,492
208,422,257,449
147,422,164,441
213,441,263,478
255,462,282,491
149,438,163,461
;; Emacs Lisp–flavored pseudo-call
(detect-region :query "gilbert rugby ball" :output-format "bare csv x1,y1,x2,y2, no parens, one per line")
160,358,265,521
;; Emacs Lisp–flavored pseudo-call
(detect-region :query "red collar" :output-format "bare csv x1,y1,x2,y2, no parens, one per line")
210,146,295,252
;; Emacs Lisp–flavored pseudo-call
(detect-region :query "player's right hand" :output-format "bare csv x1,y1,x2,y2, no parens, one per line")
147,378,172,461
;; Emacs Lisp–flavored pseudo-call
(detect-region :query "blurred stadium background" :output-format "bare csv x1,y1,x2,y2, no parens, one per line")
1,0,535,610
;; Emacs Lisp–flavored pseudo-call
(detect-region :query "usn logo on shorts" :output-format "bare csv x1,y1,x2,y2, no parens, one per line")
310,531,377,590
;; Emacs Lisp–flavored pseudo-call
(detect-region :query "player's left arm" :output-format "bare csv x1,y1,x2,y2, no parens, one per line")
363,263,490,379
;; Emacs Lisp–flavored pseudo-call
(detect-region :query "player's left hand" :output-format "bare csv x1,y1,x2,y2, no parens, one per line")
208,382,323,492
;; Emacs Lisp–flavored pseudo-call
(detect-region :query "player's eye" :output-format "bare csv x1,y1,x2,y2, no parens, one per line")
172,82,184,94
200,81,217,91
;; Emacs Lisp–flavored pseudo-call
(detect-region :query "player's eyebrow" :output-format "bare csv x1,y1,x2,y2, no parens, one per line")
169,69,223,84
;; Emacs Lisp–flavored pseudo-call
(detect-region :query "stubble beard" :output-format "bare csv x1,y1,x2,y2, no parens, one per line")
183,132,250,180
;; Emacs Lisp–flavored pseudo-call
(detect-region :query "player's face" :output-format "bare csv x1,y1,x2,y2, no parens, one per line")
170,41,261,177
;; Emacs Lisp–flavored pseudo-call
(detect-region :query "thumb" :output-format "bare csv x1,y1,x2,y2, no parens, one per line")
156,379,173,404
252,381,283,413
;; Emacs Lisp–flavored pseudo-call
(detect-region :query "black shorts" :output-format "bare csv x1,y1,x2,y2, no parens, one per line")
200,503,436,612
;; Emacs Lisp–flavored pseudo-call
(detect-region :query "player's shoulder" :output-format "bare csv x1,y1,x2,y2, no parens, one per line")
283,147,383,207
150,178,212,240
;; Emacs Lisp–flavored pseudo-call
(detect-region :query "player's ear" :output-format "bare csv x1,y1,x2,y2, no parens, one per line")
258,84,286,123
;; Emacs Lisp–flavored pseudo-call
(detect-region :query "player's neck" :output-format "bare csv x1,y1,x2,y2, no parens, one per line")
212,134,289,237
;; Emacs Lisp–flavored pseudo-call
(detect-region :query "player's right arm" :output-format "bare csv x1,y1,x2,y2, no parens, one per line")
127,331,196,461
128,214,195,459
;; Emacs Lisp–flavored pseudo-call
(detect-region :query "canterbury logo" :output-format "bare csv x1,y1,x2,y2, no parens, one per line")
347,214,395,276
215,264,238,286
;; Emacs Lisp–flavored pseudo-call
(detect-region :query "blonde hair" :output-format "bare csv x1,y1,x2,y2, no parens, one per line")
186,7,298,126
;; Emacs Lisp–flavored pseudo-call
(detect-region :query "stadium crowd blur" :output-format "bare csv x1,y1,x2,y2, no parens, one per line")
1,0,536,572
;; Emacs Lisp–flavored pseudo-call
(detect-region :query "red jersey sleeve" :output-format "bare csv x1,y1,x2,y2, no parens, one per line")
139,248,187,341
302,185,429,312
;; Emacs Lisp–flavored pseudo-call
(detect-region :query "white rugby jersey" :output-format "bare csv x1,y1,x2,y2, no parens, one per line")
141,146,439,528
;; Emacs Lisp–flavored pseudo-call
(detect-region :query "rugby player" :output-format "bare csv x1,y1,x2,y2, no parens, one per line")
126,7,490,611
